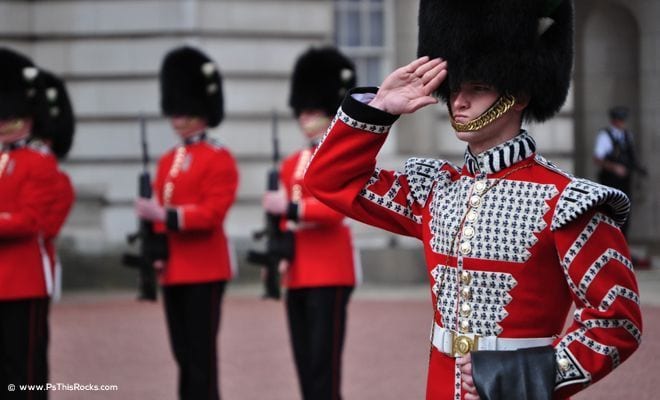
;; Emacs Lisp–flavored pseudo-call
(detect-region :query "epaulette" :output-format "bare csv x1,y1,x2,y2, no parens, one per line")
205,137,225,150
551,178,630,231
28,139,52,155
404,157,454,207
534,154,572,179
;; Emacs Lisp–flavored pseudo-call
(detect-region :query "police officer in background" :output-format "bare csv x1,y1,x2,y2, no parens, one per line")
262,46,359,400
593,106,646,237
134,46,239,400
31,70,76,301
0,47,59,400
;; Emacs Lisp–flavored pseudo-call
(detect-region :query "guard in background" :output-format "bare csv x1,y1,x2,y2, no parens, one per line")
262,46,359,400
593,106,647,237
31,70,76,301
0,47,59,399
134,46,239,400
304,0,642,398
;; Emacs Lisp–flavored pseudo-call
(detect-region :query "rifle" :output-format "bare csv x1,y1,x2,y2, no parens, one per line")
247,111,294,300
121,114,164,301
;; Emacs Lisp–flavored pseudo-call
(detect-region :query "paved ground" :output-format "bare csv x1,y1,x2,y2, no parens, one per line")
39,267,660,399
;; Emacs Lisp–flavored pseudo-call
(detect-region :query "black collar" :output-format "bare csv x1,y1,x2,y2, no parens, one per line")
183,132,207,145
1,138,29,152
463,131,536,175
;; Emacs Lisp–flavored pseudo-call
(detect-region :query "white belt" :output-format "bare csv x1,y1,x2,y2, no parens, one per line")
431,323,554,358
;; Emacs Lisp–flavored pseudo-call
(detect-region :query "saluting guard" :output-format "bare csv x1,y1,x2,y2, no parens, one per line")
304,1,642,399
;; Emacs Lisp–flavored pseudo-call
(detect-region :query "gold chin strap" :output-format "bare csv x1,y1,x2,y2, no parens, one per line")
450,94,516,132
0,119,25,134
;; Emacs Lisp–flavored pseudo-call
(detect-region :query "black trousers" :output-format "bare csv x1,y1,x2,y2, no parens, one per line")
163,281,226,400
286,286,353,400
0,298,49,400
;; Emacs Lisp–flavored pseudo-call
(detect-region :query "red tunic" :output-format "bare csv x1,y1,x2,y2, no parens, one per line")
0,141,59,300
43,170,75,274
304,90,642,399
279,148,357,288
153,135,239,285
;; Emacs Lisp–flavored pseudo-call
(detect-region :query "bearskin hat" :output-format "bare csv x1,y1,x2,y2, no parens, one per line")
159,46,224,128
32,70,75,159
289,46,357,117
418,0,574,122
0,47,41,120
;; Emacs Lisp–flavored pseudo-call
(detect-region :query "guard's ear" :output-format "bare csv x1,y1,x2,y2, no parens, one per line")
513,94,531,112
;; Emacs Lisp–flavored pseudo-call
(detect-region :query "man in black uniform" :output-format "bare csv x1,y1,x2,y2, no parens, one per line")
593,106,646,237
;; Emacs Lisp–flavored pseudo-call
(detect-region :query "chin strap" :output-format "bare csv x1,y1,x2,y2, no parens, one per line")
450,94,516,132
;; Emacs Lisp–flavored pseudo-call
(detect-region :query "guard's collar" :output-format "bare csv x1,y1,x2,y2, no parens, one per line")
1,138,29,152
183,132,207,145
463,131,536,175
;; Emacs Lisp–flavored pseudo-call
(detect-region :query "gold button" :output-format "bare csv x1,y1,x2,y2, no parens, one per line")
474,181,487,194
469,195,482,208
460,303,472,317
466,210,478,223
463,226,475,239
460,242,472,255
460,286,472,300
460,271,472,285
459,320,470,332
558,358,571,372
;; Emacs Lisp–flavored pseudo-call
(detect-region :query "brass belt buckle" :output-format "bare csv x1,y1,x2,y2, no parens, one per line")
452,333,479,357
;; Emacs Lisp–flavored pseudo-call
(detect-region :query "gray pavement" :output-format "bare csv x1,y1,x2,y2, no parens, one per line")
39,263,660,399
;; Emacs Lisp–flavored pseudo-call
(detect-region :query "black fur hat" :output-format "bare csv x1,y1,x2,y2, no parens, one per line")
159,46,224,128
418,0,574,122
33,70,75,159
0,47,41,120
289,46,357,117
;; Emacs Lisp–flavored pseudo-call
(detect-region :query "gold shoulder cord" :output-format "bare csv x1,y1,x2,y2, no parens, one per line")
0,152,9,178
450,94,516,132
291,149,312,203
163,146,187,205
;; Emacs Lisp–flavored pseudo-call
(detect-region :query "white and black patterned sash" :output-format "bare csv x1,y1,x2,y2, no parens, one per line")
464,131,536,175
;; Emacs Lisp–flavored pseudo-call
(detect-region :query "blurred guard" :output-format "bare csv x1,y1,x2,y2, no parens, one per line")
262,46,359,400
134,46,238,400
31,70,76,301
0,48,59,399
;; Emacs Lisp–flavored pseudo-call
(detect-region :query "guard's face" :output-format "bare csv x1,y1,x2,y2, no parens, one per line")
0,118,31,144
170,116,207,139
449,82,499,124
297,110,331,140
449,82,526,154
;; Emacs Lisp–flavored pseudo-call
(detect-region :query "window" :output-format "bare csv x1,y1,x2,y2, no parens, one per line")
334,0,391,86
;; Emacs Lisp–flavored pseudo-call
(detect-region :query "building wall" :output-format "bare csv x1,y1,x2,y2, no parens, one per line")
1,0,336,255
575,0,660,244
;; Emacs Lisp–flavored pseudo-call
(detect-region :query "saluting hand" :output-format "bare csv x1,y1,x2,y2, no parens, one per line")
369,56,447,115
135,198,166,222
